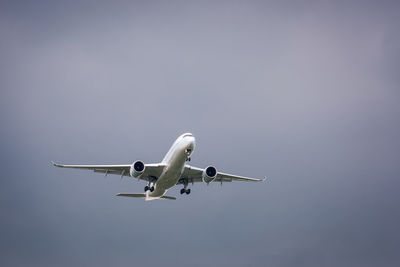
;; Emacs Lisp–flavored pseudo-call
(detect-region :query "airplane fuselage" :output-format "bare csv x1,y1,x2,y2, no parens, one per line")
146,133,195,200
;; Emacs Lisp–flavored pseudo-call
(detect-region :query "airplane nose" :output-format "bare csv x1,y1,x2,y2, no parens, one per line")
187,137,195,150
190,137,196,147
181,133,195,151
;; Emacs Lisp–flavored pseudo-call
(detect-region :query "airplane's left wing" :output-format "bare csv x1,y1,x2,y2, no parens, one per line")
180,165,265,184
52,162,165,181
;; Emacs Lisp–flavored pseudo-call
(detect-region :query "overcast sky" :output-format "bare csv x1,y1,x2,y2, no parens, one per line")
1,0,400,266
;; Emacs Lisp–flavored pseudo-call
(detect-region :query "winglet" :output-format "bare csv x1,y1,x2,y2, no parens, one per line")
51,161,63,167
263,176,268,182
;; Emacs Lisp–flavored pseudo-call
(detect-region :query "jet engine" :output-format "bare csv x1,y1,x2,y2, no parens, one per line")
202,166,217,184
130,160,145,178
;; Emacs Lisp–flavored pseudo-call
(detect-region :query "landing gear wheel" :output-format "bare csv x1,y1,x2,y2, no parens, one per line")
180,188,185,194
144,186,149,192
150,186,155,192
186,189,191,195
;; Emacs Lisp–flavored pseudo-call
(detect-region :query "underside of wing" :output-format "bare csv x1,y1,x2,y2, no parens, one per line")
53,162,131,175
217,172,265,182
52,161,165,182
180,165,265,184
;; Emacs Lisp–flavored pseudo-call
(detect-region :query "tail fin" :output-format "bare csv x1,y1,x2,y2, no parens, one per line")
116,193,176,200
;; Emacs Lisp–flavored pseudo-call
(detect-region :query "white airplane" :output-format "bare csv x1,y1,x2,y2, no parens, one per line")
53,133,265,200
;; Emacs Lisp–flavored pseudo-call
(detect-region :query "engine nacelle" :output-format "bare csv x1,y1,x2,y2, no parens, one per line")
202,166,217,184
130,160,145,178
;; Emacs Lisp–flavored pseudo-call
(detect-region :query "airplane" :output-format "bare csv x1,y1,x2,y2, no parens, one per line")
53,133,265,200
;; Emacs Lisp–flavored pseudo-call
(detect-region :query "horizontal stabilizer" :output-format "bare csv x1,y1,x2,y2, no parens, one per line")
116,193,176,200
160,195,176,200
117,193,146,198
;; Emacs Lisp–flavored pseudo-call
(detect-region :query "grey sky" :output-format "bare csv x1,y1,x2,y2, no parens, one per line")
1,1,400,266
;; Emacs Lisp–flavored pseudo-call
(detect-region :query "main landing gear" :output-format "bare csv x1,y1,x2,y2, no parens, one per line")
144,182,154,192
180,180,191,195
180,188,191,194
